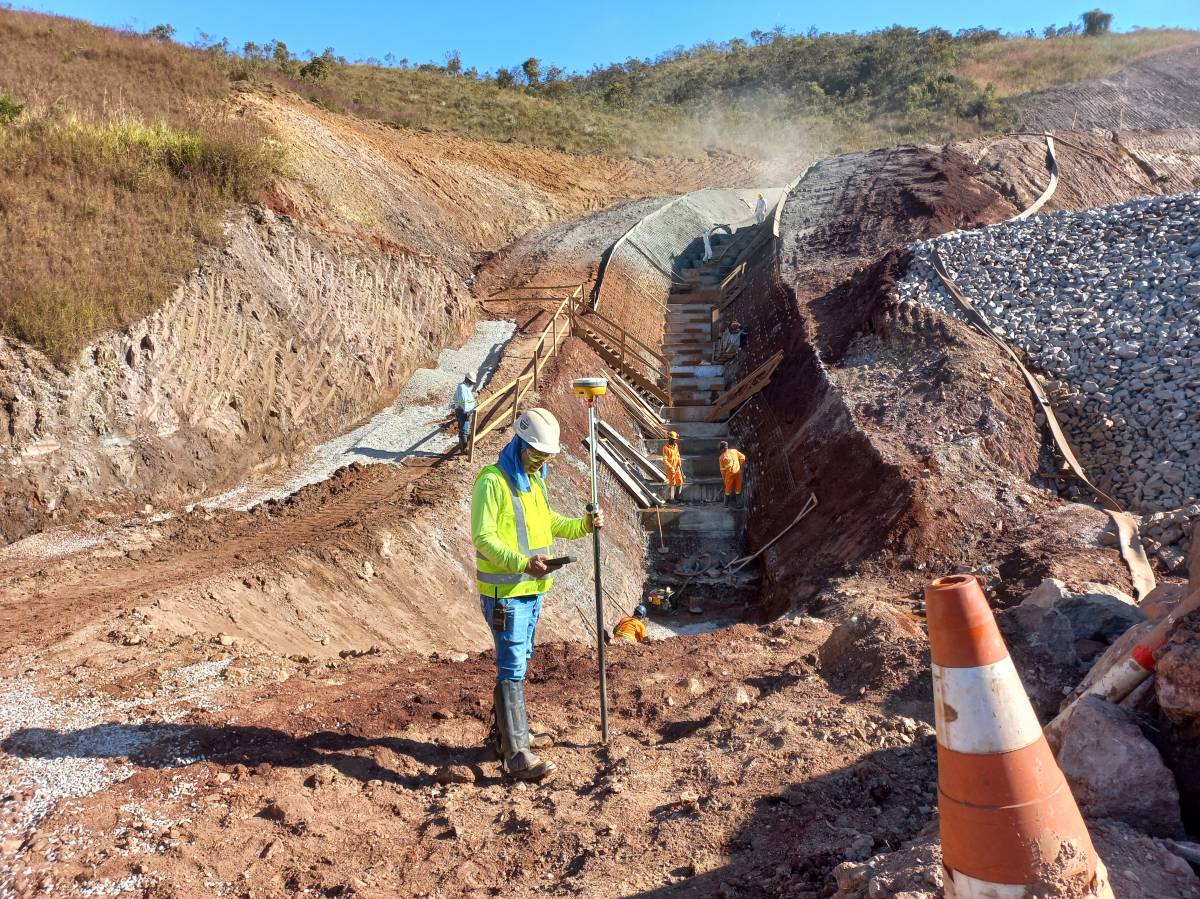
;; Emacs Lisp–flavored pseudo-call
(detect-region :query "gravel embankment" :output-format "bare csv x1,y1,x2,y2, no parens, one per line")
896,192,1200,570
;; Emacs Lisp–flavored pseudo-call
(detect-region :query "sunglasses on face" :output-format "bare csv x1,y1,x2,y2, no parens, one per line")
526,449,552,464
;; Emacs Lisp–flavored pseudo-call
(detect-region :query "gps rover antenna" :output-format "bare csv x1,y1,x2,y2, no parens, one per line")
572,376,609,745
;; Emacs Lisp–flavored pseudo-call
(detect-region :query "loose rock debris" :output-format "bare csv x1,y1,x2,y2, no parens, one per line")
4,136,1200,898
899,192,1200,529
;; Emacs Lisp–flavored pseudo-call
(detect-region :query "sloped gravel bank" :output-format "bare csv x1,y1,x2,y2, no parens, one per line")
898,191,1200,569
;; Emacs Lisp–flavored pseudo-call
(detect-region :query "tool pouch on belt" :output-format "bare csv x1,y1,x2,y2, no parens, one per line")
491,600,510,633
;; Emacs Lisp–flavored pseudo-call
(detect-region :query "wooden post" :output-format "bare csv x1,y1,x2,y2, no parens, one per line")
510,383,519,427
533,341,541,388
467,408,478,462
551,310,558,358
619,329,626,367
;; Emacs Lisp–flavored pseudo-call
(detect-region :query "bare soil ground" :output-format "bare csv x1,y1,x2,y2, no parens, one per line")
955,129,1200,212
4,132,1200,898
3,618,945,899
0,84,760,547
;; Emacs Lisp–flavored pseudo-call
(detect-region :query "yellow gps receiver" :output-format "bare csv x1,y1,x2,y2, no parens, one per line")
571,376,608,398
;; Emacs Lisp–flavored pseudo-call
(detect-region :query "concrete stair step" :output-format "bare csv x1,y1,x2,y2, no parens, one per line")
666,405,716,422
648,437,727,456
682,456,721,477
672,381,724,395
663,421,728,437
670,363,724,377
670,288,725,304
678,482,731,503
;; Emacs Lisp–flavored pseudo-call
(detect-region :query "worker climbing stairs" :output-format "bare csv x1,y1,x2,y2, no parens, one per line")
644,222,762,625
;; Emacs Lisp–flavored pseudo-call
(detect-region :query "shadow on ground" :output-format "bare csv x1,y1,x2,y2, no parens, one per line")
2,723,496,789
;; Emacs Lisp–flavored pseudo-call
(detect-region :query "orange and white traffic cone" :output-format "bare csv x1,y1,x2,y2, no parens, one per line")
926,574,1115,899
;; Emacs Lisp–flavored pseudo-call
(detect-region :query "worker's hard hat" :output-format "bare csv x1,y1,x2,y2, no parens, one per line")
634,604,648,619
720,440,729,450
730,320,741,329
515,408,560,454
464,372,476,384
664,587,673,596
668,430,678,439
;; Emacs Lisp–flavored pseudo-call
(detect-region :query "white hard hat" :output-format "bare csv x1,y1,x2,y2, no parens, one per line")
515,408,560,454
464,372,476,384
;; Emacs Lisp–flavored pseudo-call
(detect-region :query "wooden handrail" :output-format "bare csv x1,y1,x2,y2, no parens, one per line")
467,284,583,457
578,306,668,366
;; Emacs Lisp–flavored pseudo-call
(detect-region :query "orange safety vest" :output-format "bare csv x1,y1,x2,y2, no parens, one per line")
719,449,745,475
662,443,684,486
613,616,647,643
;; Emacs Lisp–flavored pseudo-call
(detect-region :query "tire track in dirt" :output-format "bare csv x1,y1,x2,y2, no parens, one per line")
0,462,429,649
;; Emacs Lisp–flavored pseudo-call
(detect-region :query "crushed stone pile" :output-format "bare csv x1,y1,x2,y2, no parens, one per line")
897,192,1200,572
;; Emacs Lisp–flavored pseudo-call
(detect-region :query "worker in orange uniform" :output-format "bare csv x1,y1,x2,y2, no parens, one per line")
718,440,746,507
662,431,684,503
611,605,649,644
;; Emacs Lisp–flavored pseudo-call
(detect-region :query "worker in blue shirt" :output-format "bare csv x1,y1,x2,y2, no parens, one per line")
453,373,477,452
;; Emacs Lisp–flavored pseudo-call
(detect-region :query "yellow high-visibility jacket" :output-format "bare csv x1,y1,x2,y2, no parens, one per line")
472,464,588,598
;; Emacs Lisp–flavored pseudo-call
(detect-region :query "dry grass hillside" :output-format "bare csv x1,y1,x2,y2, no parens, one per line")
956,28,1200,96
2,7,1197,365
0,9,278,363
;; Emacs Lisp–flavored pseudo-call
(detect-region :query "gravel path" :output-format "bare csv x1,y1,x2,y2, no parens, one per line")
205,320,516,510
897,191,1200,569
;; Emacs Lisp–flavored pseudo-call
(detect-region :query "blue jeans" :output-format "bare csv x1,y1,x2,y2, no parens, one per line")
480,593,543,682
456,409,472,445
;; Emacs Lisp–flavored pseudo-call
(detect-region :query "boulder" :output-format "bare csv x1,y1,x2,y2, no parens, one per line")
1057,695,1184,837
1005,588,1078,666
1156,610,1200,728
1009,578,1145,670
1141,582,1188,622
1039,578,1144,643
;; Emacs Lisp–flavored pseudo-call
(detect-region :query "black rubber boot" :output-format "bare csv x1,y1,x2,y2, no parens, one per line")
486,683,503,758
496,680,556,781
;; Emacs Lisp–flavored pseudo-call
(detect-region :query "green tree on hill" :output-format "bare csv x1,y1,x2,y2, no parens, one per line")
1082,10,1114,36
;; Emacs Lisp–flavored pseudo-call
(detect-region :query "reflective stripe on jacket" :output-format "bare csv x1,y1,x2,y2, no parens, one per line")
719,449,745,475
471,464,587,598
454,383,476,412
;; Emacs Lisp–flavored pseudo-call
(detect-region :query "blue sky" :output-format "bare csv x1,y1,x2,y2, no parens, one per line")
21,0,1200,73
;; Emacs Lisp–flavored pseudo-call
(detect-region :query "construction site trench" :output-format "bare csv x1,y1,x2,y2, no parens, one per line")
2,126,1200,899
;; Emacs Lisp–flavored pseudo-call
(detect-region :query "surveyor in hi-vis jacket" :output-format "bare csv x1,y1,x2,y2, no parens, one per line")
471,407,602,781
